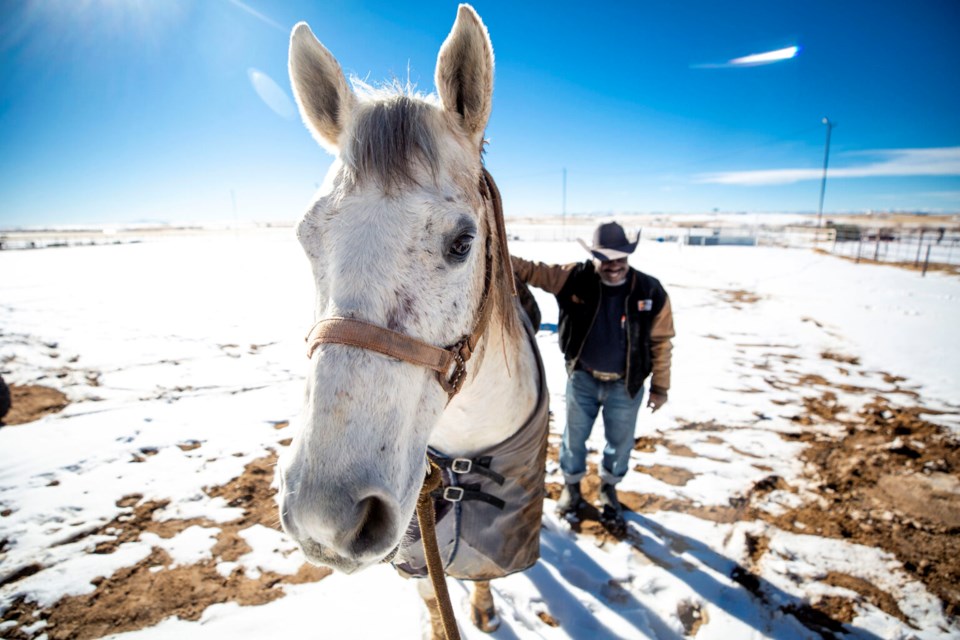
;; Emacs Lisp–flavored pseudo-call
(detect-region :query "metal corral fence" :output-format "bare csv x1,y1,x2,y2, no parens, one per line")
827,227,960,270
505,221,960,272
505,222,835,248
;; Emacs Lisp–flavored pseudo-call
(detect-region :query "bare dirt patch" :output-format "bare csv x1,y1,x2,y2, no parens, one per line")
822,572,906,623
1,384,68,425
633,464,696,486
632,436,659,453
536,610,560,627
871,472,960,527
783,390,846,425
677,599,708,636
2,453,330,639
0,564,42,589
717,289,762,308
769,396,960,619
633,434,696,457
744,532,770,566
42,550,326,640
821,351,860,366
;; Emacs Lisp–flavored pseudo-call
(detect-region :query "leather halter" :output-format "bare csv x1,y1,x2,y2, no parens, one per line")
305,168,514,401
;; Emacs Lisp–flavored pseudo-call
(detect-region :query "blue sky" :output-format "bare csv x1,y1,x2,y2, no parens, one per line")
1,0,958,227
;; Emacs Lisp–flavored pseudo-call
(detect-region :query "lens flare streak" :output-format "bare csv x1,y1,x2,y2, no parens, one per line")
730,46,800,66
692,45,800,69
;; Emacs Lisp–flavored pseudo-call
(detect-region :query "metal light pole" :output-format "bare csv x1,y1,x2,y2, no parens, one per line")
562,167,567,227
816,117,835,228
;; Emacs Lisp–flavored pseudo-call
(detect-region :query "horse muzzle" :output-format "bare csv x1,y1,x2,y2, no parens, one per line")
277,468,407,573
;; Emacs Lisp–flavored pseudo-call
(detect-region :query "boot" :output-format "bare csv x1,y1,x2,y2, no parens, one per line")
556,481,583,517
599,483,624,524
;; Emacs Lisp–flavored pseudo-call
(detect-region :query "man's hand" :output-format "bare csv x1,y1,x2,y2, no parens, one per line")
647,392,668,413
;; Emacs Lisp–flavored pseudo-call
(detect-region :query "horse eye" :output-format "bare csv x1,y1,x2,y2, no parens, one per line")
447,232,474,262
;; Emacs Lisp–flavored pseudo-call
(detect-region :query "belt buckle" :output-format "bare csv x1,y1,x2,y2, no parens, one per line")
590,370,620,382
591,370,621,382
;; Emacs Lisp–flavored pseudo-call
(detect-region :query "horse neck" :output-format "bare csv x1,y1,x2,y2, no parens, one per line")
428,301,540,457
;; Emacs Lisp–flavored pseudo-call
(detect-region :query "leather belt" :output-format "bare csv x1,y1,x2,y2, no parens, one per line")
580,364,623,382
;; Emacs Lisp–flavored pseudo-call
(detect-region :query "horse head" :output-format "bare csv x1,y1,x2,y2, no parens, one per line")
277,6,510,574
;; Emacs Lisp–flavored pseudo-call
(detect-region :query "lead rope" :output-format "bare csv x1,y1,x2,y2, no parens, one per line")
417,461,461,640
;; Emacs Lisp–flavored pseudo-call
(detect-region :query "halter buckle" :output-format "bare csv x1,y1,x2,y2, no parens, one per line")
438,337,470,397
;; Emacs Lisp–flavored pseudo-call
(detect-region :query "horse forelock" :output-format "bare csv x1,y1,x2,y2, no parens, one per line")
344,91,442,193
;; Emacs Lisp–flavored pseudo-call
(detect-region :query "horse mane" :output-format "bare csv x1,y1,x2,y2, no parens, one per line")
484,176,522,346
344,82,522,347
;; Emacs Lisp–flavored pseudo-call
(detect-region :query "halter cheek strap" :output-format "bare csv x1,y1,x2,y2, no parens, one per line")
304,167,507,401
304,272,491,398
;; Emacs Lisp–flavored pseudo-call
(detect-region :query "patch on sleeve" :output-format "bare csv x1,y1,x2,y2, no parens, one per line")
638,299,653,311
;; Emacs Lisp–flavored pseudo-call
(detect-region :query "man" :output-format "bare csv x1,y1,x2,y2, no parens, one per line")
512,222,675,525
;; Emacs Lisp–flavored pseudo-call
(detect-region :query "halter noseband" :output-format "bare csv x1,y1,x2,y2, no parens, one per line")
304,168,513,401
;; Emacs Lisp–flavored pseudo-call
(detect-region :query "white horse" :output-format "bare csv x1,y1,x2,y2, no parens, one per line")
277,5,545,637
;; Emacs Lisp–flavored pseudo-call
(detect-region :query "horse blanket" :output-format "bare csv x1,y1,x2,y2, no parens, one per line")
393,312,549,580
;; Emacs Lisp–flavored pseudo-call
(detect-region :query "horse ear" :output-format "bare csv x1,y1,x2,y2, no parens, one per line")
289,22,356,152
435,5,494,145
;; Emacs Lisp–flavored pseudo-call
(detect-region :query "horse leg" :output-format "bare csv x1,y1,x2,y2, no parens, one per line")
417,578,500,637
469,580,501,633
416,579,446,640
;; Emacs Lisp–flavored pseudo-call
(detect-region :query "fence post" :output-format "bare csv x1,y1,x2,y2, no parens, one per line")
922,244,932,277
874,231,881,261
856,236,863,264
914,229,925,266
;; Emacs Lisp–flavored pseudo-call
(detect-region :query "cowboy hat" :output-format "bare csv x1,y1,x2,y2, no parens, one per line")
577,222,639,261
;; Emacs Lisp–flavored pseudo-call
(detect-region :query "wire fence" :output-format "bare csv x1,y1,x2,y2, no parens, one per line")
827,229,960,270
505,222,835,248
505,221,960,274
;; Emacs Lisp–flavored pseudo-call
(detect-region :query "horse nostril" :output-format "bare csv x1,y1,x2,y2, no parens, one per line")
351,495,394,553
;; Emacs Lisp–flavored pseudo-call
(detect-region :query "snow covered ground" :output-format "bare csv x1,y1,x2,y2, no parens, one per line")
1,227,958,639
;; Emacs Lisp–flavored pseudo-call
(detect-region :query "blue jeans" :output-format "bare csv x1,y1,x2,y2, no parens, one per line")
561,369,645,486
